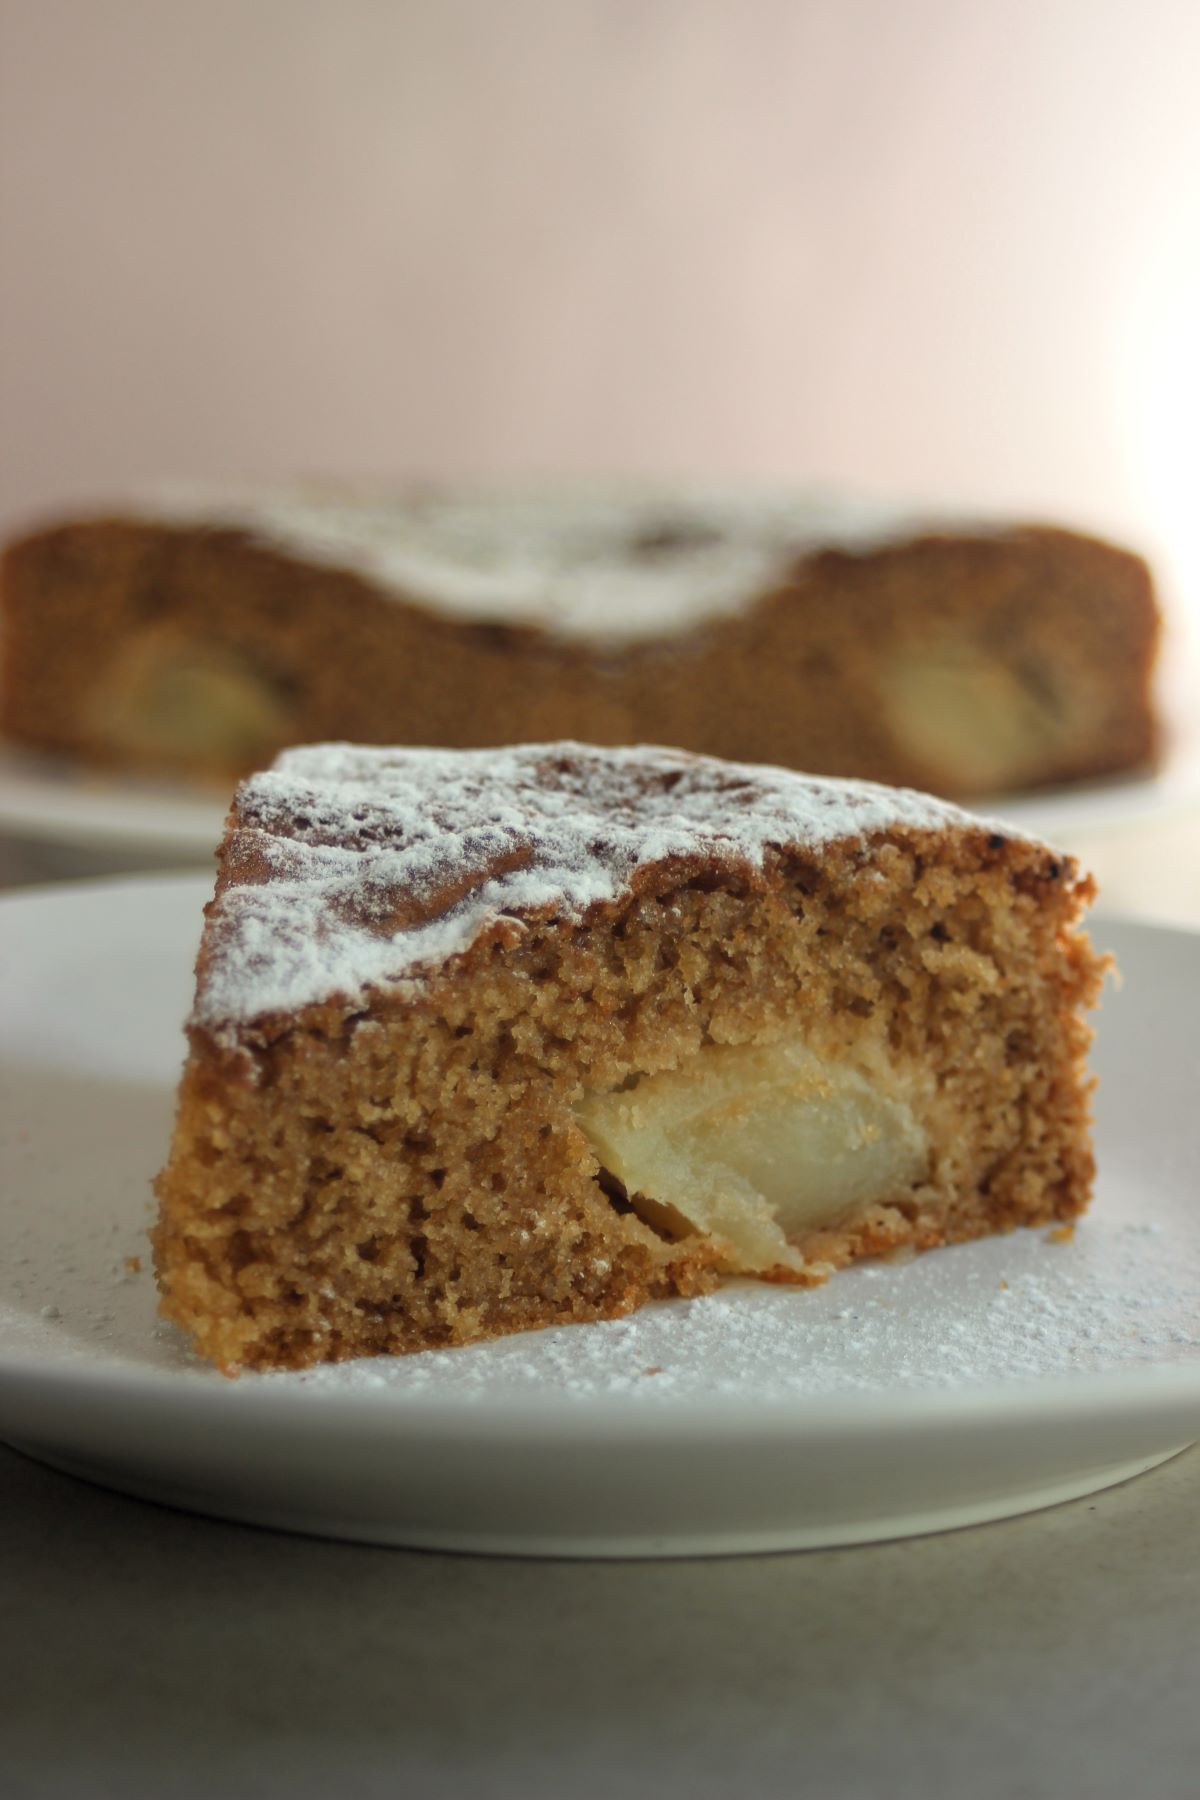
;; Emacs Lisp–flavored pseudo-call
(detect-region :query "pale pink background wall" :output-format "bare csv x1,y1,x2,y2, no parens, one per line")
3,0,1200,605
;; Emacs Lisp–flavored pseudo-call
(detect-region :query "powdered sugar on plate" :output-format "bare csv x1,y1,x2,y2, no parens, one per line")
5,1130,1195,1406
196,740,1028,1028
264,1207,1198,1405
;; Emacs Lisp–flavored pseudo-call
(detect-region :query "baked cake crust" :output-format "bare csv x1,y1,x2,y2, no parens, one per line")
153,741,1107,1372
1,487,1160,799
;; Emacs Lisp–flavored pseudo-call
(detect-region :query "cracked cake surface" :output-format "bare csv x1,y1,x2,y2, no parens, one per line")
154,740,1107,1371
196,740,980,1030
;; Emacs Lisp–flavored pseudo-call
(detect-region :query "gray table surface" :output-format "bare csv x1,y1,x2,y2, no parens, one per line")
2,1438,1197,1800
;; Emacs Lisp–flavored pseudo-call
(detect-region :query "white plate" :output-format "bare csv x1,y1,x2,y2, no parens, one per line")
0,745,229,862
2,718,1200,866
1,878,1198,1557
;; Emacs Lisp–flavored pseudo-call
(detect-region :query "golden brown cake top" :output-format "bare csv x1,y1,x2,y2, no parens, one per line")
193,741,1033,1035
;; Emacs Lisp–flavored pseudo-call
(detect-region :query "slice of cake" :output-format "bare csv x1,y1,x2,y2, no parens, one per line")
152,741,1107,1371
1,485,1160,798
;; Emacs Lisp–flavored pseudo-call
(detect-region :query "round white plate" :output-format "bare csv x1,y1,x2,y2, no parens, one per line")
1,879,1198,1556
0,745,229,862
1,717,1199,867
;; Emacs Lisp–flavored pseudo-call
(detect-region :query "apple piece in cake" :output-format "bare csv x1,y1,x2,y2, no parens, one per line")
152,741,1107,1371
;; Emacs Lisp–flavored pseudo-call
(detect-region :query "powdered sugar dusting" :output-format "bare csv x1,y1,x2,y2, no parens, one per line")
195,741,1021,1029
143,481,1004,647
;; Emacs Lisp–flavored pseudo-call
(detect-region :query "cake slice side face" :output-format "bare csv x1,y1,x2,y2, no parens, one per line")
152,743,1106,1371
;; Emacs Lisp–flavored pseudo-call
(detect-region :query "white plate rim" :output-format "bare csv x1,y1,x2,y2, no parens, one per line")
3,1344,1199,1437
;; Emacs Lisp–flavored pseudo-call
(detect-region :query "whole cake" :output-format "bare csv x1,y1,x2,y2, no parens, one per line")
152,740,1107,1371
1,485,1160,799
